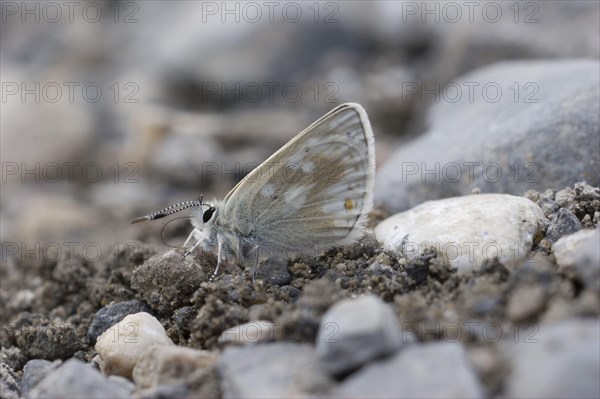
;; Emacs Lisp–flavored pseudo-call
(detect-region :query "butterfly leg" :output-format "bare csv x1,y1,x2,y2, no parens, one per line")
209,238,224,283
183,228,199,247
180,237,203,260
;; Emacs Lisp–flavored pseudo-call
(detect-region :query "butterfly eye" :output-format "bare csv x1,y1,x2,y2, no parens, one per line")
202,207,216,223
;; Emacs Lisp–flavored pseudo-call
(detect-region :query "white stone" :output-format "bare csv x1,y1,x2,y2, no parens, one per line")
94,312,174,378
316,295,402,375
375,194,545,272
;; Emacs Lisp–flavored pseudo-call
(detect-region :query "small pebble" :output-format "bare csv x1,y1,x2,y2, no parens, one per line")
94,312,174,378
546,208,582,242
316,295,402,375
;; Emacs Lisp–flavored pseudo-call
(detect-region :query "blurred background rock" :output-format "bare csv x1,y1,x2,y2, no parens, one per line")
1,0,598,254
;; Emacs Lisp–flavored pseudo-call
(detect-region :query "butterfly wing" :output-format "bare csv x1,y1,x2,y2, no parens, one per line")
220,103,375,254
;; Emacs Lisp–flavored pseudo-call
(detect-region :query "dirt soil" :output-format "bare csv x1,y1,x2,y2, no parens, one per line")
1,183,599,396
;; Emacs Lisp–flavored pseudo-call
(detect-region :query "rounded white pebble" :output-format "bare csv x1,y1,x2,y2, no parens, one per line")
375,194,545,272
94,312,174,378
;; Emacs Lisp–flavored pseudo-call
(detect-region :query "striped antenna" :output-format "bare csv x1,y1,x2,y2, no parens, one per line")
131,196,206,224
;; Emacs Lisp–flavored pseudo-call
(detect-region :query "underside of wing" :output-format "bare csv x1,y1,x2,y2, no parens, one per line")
221,103,375,253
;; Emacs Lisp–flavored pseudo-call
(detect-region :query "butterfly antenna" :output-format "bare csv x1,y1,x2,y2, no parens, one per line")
131,196,206,224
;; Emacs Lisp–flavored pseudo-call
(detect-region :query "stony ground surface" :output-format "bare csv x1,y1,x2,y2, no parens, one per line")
1,2,599,398
1,182,599,398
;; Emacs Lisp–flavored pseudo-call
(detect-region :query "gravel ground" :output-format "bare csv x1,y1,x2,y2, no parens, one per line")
1,2,599,398
1,182,599,397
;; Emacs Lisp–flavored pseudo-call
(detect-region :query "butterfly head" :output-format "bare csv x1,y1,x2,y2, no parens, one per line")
192,201,219,231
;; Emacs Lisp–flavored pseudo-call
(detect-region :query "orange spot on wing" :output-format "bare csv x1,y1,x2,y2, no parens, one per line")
344,198,354,211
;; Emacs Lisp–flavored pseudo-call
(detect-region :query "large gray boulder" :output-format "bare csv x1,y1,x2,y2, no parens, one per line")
375,60,600,213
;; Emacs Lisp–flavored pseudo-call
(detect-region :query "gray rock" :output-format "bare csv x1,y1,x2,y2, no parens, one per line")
552,228,600,292
217,343,332,398
28,358,131,399
20,359,61,398
539,197,560,218
87,300,153,344
256,259,292,286
546,208,583,243
0,363,20,399
502,320,599,398
335,342,485,398
375,194,545,272
316,295,402,375
375,60,600,213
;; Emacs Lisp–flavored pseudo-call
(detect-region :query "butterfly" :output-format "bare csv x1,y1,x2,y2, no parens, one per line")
132,103,375,281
